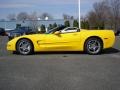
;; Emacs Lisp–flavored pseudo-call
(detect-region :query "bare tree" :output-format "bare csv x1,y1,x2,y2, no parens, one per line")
87,11,97,29
63,14,74,20
106,0,120,30
87,0,120,30
63,14,70,20
28,12,38,31
17,12,29,21
40,13,53,20
28,12,38,20
7,14,16,21
87,1,109,29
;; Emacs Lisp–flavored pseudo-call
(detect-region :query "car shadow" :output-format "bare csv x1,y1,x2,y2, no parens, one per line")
34,48,120,55
102,48,120,54
34,51,84,55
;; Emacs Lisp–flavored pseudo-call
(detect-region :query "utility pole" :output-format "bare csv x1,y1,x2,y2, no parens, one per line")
78,0,81,29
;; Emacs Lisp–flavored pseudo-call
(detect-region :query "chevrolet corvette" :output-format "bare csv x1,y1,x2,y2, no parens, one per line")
7,28,115,55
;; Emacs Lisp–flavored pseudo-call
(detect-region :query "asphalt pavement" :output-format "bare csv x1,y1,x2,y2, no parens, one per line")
0,36,120,90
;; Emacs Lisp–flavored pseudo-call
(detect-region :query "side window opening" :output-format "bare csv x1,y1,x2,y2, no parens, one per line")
61,27,78,34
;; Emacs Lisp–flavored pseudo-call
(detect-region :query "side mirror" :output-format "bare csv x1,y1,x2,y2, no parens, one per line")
54,31,61,35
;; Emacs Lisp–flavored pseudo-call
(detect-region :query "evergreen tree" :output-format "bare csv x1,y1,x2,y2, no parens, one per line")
81,21,90,29
64,20,70,27
40,24,46,33
53,23,57,28
48,24,53,30
73,20,79,28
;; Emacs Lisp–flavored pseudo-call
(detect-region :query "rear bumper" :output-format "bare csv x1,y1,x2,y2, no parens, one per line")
103,35,115,49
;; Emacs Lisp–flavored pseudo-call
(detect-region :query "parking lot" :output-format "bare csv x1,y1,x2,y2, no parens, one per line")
0,36,120,90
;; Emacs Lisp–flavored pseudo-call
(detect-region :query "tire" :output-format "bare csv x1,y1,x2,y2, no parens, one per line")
16,39,33,55
84,38,103,55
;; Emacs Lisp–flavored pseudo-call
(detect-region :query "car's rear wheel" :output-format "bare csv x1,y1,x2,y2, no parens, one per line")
84,38,103,55
16,39,33,55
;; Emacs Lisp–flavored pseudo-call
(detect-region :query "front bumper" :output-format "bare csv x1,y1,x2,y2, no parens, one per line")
7,40,16,51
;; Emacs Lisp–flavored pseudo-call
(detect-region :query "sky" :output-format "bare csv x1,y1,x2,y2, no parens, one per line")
0,0,100,20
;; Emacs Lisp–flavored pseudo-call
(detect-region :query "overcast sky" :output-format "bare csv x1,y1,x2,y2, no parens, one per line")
0,0,100,19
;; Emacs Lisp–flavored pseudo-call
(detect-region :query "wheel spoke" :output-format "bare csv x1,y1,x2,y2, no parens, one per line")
87,39,101,54
17,39,31,55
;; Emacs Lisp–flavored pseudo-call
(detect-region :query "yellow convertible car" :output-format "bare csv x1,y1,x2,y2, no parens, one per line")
7,27,115,55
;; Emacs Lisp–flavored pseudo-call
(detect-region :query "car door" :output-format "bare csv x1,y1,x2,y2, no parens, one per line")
42,31,81,51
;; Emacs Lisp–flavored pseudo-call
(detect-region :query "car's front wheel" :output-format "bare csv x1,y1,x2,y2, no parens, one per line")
16,39,33,55
84,38,103,55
